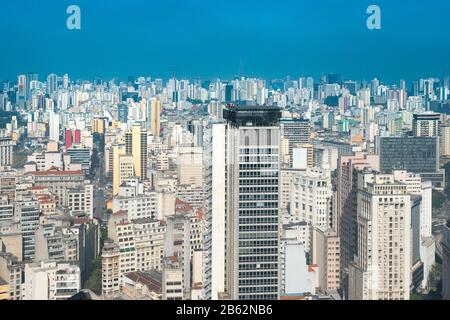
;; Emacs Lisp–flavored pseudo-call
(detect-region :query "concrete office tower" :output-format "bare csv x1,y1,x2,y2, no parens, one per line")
412,112,441,137
337,153,379,291
204,107,281,300
443,222,450,300
150,98,161,137
280,118,310,166
290,168,333,229
349,171,411,300
125,124,148,180
224,106,281,300
177,146,203,187
312,226,340,294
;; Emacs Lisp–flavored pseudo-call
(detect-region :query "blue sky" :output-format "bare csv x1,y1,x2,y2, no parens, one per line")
1,0,449,83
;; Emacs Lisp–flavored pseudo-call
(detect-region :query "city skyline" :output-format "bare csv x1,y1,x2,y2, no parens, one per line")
2,0,450,306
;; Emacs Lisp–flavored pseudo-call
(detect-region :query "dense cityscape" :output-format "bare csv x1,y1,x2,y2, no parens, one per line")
0,72,449,301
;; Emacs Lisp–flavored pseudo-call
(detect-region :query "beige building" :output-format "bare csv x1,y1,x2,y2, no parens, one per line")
113,144,129,195
26,169,85,207
0,252,23,300
440,124,450,157
313,226,340,293
177,146,203,187
101,240,121,299
349,171,411,300
162,256,184,300
336,153,379,291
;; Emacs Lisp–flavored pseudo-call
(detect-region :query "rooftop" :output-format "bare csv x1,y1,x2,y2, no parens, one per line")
223,105,281,127
124,270,162,293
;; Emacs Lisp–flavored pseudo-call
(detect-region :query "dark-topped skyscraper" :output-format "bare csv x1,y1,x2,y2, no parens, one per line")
204,106,281,300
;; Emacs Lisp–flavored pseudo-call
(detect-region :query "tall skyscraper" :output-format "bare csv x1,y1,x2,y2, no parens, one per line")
125,124,148,180
150,98,161,137
204,106,281,300
46,73,58,95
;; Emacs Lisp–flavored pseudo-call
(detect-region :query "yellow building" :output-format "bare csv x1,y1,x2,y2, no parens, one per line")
441,125,450,157
113,144,136,195
0,278,9,300
113,145,126,195
92,118,106,134
125,124,148,180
